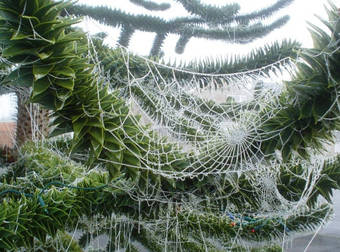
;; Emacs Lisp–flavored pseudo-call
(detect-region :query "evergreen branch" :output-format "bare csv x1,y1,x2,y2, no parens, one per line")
260,3,340,160
118,24,135,47
186,16,290,44
130,0,171,11
150,33,167,56
91,36,299,86
174,0,240,22
65,2,292,55
64,5,173,34
0,0,189,189
175,0,294,25
232,0,294,24
179,39,300,76
175,204,330,242
0,142,335,250
278,154,340,207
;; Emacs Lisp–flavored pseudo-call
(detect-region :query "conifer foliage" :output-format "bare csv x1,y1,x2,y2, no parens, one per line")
1,0,340,251
65,0,294,56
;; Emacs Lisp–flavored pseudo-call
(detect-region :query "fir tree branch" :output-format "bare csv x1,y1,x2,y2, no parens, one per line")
232,0,294,24
175,0,294,25
130,0,171,11
185,16,290,44
174,0,240,22
65,2,292,55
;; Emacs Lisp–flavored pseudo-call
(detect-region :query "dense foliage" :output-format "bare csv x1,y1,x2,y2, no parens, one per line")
0,0,340,251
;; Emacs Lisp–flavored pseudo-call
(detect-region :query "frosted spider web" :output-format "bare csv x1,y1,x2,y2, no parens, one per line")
92,43,296,180
20,36,334,251
2,24,340,252
76,32,340,249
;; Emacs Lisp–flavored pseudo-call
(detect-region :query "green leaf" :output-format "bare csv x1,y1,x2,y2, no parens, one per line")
316,185,332,202
0,8,19,23
103,121,119,132
33,64,54,80
38,51,53,60
107,163,121,179
32,78,51,97
88,127,104,146
127,166,140,181
126,142,141,157
164,176,176,188
262,139,277,155
54,78,74,90
55,88,72,101
40,1,72,23
298,100,313,120
73,117,88,139
35,20,59,35
10,32,31,40
43,22,82,40
49,122,73,138
105,142,123,162
53,66,75,78
87,117,103,128
2,45,37,58
30,91,55,109
104,144,123,179
70,113,83,124
91,138,103,159
281,144,292,162
0,29,11,41
123,152,141,168
34,1,61,18
54,97,65,110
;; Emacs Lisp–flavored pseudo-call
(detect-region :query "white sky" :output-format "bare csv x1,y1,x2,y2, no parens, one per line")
1,0,340,121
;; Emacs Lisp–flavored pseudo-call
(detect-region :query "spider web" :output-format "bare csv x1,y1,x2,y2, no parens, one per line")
2,23,340,252
80,32,340,249
31,38,333,251
99,44,294,180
